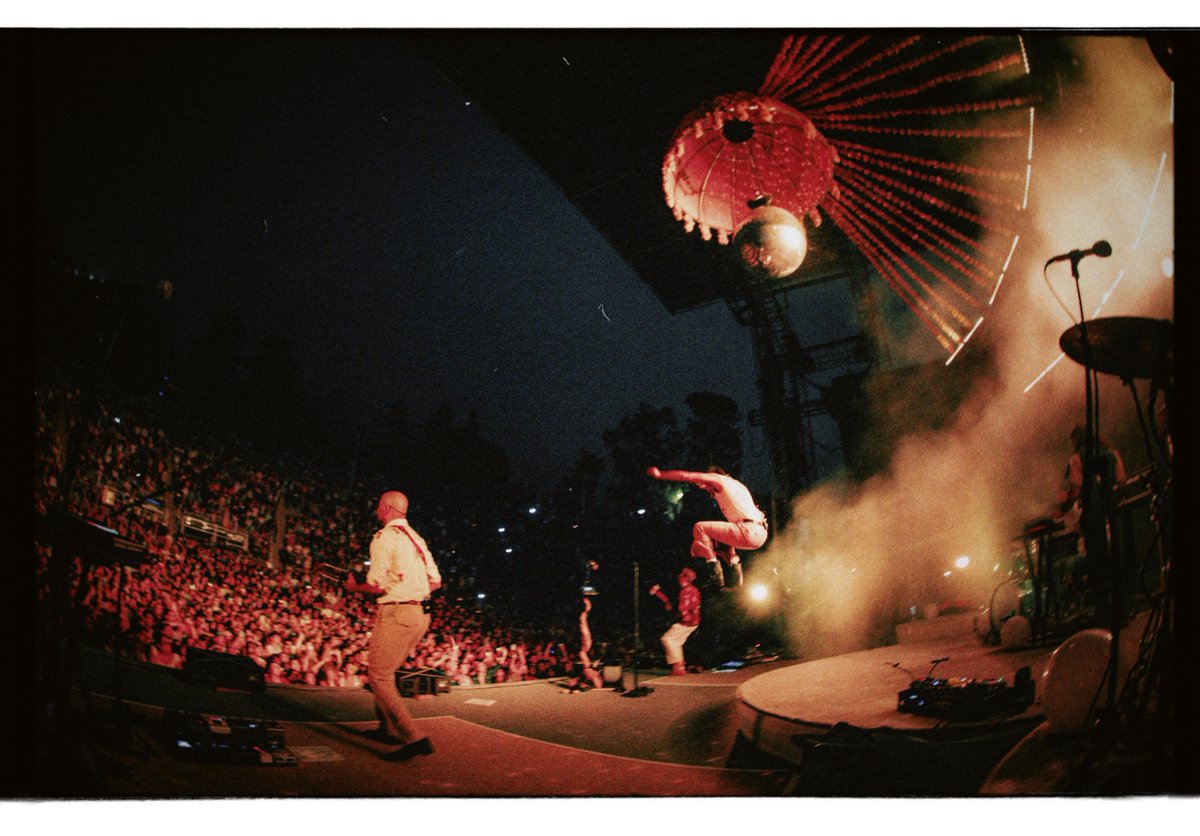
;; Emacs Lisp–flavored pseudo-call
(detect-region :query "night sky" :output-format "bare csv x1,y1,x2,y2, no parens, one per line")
33,32,793,493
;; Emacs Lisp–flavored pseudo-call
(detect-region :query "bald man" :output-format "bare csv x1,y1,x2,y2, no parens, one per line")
363,490,442,762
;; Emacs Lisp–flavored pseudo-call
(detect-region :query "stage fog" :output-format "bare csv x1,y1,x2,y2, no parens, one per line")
755,35,1174,660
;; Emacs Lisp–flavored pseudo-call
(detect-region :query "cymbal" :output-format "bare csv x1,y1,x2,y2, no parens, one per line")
1059,316,1172,380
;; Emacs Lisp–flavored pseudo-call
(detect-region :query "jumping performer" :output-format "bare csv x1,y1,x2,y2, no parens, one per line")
646,465,767,587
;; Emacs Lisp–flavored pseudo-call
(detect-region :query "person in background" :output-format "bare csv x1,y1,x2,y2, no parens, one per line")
1055,426,1128,618
649,567,701,676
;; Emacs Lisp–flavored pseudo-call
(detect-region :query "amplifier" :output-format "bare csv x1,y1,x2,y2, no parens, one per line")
397,668,451,697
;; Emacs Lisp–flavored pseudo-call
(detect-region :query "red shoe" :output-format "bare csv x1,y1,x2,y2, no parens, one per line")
669,663,687,676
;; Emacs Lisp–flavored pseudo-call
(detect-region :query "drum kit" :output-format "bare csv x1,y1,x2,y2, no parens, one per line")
993,316,1173,639
995,313,1175,736
1056,314,1174,612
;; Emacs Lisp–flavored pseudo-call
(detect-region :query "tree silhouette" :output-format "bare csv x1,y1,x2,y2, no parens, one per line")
683,391,744,475
601,402,685,516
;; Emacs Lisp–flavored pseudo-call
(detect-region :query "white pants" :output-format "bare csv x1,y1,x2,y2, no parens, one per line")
691,520,767,561
660,622,698,665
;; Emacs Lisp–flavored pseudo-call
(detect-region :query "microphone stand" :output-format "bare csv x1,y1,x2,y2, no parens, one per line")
621,562,653,698
1069,257,1123,743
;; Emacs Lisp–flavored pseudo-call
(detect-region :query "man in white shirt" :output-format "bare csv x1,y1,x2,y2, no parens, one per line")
363,490,442,762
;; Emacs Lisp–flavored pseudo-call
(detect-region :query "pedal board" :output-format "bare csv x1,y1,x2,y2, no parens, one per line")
161,711,297,765
897,666,1034,720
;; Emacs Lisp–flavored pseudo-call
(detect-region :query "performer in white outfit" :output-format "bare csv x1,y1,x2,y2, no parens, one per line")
646,465,767,587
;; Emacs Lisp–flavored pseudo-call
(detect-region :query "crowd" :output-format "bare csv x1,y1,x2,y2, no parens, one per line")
34,384,611,690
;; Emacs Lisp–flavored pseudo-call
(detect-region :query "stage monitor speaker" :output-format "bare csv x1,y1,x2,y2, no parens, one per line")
51,513,149,566
182,647,266,692
397,668,448,697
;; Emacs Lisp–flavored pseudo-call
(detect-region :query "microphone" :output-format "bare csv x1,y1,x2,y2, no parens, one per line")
1044,240,1113,269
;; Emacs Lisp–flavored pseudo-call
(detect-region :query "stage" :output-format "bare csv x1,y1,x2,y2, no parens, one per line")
26,608,1170,798
732,609,1164,795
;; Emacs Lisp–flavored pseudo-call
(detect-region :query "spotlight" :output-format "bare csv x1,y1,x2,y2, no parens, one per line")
954,556,970,569
749,584,769,602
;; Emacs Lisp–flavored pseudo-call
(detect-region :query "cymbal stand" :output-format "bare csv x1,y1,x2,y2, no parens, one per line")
1114,375,1173,737
1066,263,1125,738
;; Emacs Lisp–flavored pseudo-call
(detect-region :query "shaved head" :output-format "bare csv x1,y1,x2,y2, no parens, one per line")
377,491,409,523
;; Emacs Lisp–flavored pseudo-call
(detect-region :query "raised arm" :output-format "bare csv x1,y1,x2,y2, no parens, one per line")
648,583,672,610
579,599,594,654
646,466,722,491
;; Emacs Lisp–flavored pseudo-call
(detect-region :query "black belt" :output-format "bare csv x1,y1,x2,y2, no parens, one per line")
381,600,431,612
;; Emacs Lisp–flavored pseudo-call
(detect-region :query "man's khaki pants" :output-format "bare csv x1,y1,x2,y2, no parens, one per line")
368,602,430,744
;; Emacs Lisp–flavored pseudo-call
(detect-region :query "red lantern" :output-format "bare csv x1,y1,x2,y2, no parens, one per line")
661,35,1037,356
662,92,838,246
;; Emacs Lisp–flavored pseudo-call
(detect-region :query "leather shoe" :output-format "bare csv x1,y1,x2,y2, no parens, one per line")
730,562,744,588
382,737,435,762
703,560,724,588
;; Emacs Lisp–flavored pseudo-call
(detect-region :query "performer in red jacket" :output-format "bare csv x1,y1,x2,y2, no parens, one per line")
649,567,701,676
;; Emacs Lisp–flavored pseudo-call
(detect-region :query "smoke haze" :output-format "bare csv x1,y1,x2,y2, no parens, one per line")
760,36,1174,660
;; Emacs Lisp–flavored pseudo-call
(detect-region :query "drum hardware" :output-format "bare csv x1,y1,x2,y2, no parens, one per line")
1057,312,1174,743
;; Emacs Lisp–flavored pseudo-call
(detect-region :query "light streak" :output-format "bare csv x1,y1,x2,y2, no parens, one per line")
989,234,1020,305
946,317,984,366
1024,352,1067,394
1132,151,1168,252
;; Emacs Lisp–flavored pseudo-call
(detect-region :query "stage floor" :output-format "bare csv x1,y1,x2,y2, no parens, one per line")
28,610,1168,798
734,633,1051,763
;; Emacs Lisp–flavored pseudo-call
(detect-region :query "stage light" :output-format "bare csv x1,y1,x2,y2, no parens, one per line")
954,556,970,569
497,527,506,533
749,584,769,602
943,571,952,578
477,593,486,600
504,548,513,554
636,508,647,516
528,507,538,515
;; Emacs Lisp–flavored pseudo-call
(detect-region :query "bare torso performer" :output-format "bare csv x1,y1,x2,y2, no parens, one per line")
646,465,767,587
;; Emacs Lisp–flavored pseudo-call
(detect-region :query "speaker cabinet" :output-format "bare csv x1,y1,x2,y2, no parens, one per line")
182,647,266,692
